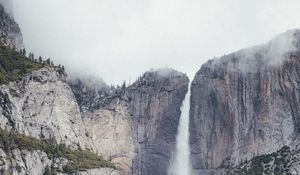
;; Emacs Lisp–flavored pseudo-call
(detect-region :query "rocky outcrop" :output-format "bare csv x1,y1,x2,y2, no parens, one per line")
0,65,188,175
0,2,190,174
80,68,189,175
0,67,89,148
126,69,189,175
0,147,117,175
0,66,119,175
83,98,135,175
0,4,23,50
190,29,300,174
69,77,112,112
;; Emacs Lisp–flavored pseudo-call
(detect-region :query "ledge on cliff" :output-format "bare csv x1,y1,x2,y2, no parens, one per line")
228,145,300,175
0,128,115,174
128,68,189,92
0,45,43,84
0,45,66,85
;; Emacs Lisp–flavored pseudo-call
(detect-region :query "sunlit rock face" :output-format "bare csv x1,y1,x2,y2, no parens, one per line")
0,67,89,148
0,4,24,50
190,29,300,174
82,98,135,175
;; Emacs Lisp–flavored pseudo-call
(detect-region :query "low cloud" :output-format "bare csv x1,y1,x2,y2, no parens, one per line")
10,0,300,85
0,0,13,16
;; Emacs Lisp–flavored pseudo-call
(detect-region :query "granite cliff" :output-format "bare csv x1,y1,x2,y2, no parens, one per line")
0,4,190,174
0,52,189,175
75,69,189,175
5,2,300,175
190,29,300,175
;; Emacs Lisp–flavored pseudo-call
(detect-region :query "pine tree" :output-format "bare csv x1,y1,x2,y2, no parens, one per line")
22,48,26,56
43,166,51,175
46,58,51,65
38,56,43,63
121,81,126,90
28,53,33,60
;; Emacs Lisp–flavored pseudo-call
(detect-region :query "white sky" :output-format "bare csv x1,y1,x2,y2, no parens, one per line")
10,0,300,85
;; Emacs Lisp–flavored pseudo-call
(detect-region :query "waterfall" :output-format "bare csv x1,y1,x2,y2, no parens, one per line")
168,83,191,175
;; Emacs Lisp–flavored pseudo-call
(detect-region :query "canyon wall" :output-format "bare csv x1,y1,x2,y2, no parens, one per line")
190,29,300,174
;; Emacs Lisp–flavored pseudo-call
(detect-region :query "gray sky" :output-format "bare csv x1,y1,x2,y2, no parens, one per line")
10,0,300,85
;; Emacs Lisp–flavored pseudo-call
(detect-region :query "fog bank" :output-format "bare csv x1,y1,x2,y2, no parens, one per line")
10,0,300,84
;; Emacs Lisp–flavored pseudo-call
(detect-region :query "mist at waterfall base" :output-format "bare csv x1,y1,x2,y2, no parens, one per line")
169,84,192,175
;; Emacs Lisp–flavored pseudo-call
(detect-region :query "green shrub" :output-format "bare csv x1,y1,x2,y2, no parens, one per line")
0,128,114,173
0,46,43,84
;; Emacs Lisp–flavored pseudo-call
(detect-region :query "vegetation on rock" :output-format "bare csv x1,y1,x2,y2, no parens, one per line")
227,146,300,175
0,128,115,174
0,45,43,84
0,45,66,85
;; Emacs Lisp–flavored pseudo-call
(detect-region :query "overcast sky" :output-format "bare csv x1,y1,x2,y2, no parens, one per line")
10,0,300,85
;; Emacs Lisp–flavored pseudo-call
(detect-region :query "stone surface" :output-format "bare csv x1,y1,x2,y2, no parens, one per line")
0,67,89,148
83,98,135,175
0,147,117,175
0,66,189,175
190,29,300,174
79,68,189,175
0,4,23,50
0,3,191,174
126,68,189,175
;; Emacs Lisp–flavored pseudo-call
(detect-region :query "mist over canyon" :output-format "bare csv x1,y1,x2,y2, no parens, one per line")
0,1,300,175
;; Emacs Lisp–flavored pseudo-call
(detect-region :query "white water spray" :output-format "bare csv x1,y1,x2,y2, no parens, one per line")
168,83,192,175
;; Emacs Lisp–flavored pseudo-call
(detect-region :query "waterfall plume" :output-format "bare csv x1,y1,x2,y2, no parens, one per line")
168,83,192,175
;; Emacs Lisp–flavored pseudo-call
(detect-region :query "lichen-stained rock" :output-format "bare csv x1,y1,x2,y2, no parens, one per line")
0,67,89,148
190,29,300,174
126,68,189,175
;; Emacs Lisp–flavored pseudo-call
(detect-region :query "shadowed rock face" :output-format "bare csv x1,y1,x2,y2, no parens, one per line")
190,29,300,173
126,69,189,175
0,4,23,50
74,69,189,175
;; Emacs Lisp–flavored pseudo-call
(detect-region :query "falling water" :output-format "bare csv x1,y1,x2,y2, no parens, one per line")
168,84,191,175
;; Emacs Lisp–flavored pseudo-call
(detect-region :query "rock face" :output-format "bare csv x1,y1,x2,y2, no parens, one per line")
69,76,111,112
0,67,89,148
126,69,189,175
83,98,135,175
79,69,189,175
0,147,117,175
190,29,300,174
0,4,190,174
0,4,23,50
0,64,189,175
